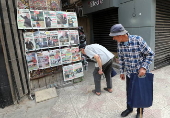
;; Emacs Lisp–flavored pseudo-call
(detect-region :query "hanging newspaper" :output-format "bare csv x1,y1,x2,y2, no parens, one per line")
46,31,59,48
67,12,78,28
44,11,58,28
69,30,79,45
30,10,45,29
63,65,74,81
47,0,61,11
37,51,50,69
71,47,81,62
33,31,40,50
58,30,70,46
56,11,68,28
29,0,47,10
61,48,72,64
23,32,36,52
38,31,48,49
26,52,38,71
17,9,32,29
17,0,29,9
49,49,61,67
73,62,84,78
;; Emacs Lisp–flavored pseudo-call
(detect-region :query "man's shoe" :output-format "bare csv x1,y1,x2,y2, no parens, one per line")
136,113,142,118
121,109,133,117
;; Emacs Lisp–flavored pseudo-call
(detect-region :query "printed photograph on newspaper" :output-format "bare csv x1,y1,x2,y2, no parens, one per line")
49,49,61,67
44,11,58,28
69,30,79,45
67,12,78,28
63,65,74,81
58,30,70,46
26,52,38,71
17,9,32,29
61,48,72,64
56,11,68,28
23,32,36,52
30,10,45,29
71,47,81,62
73,62,84,78
37,51,50,69
47,0,61,11
33,31,40,50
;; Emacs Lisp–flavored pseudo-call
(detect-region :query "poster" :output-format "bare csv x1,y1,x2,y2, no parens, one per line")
17,0,29,9
69,30,79,45
58,30,70,46
71,47,81,62
49,49,61,67
67,12,78,28
26,52,38,71
63,65,74,81
44,11,58,28
23,32,36,52
61,48,72,64
29,0,47,10
56,11,68,28
37,51,50,69
73,62,84,78
17,9,32,29
47,0,61,11
30,10,45,29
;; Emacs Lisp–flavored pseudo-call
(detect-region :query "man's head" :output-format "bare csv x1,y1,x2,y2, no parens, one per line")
109,24,128,42
79,44,86,54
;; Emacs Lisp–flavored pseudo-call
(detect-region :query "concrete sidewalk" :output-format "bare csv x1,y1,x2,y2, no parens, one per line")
0,62,170,118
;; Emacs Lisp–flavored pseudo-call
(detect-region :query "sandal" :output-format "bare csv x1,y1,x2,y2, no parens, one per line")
92,90,101,96
104,88,112,93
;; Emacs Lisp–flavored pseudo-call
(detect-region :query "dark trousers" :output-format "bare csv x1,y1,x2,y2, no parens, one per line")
126,76,144,113
93,59,113,92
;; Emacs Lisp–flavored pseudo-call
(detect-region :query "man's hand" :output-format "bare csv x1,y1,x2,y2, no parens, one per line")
98,69,103,75
138,67,146,77
120,74,125,80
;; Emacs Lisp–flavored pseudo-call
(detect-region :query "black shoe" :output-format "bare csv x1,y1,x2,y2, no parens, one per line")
136,113,143,118
121,109,133,117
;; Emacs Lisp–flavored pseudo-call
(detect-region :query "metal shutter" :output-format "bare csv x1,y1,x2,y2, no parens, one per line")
155,0,170,69
92,8,118,52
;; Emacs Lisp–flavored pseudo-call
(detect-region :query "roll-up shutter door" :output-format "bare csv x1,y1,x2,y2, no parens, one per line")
155,0,170,69
92,8,118,52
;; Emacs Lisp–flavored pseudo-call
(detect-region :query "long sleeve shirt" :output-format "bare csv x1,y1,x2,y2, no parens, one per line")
118,35,155,77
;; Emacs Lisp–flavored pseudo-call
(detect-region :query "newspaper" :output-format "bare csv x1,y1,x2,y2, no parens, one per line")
17,9,32,29
33,31,40,50
47,0,61,11
23,32,36,52
37,51,50,69
61,48,72,64
58,30,70,46
56,11,68,28
44,11,58,28
71,47,81,62
17,0,29,9
73,62,84,78
45,31,59,48
49,49,61,67
69,30,79,45
26,52,38,71
63,65,74,81
39,31,48,49
30,10,45,29
67,12,78,28
29,0,47,10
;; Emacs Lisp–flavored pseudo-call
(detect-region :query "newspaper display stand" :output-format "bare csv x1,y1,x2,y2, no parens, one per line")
17,0,84,89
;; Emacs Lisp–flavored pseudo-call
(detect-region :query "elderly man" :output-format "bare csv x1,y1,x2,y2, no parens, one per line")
109,24,154,118
79,44,114,96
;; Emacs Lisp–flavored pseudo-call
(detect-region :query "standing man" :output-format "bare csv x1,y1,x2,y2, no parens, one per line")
79,44,114,96
109,24,155,118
